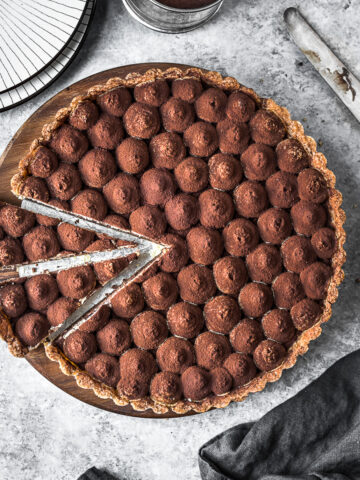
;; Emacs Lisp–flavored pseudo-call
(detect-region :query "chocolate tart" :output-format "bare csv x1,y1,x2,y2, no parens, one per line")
1,66,345,415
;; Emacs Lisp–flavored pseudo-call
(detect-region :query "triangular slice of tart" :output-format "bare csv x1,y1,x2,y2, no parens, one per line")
0,198,168,357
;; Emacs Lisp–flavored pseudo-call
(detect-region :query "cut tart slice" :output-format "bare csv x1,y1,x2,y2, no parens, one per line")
0,199,168,357
4,66,345,415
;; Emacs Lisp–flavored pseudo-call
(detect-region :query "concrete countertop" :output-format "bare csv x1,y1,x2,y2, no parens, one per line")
0,1,359,478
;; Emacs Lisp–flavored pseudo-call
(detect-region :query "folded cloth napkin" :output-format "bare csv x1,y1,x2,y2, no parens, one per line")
78,467,118,480
199,350,360,480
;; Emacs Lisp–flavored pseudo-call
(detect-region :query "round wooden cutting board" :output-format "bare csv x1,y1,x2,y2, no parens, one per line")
0,63,202,418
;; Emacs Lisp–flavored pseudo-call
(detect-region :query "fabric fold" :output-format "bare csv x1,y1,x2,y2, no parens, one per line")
199,350,360,480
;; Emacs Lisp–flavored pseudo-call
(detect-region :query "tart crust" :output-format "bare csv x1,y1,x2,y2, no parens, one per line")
2,66,346,414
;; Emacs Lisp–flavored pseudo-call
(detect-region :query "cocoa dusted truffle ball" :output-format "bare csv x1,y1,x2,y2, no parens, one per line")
298,168,328,203
161,97,195,132
57,265,96,299
167,302,204,339
88,112,124,150
262,309,296,343
281,235,316,273
186,226,223,265
250,110,286,146
57,223,94,252
140,168,176,206
195,331,231,369
111,283,144,319
276,138,309,173
311,228,336,259
71,189,107,221
131,311,168,349
208,153,242,191
23,226,60,261
159,233,188,273
266,171,298,208
230,318,264,354
150,132,186,169
103,174,140,215
290,298,322,331
182,366,212,401
69,100,99,130
223,218,259,257
300,262,332,300
157,337,195,374
49,124,88,163
123,102,160,139
174,157,208,193
177,264,216,304
150,371,182,403
0,237,18,270
134,80,170,107
142,272,178,311
172,78,203,104
272,272,305,308
184,122,218,157
234,181,268,218
120,348,157,384
226,91,256,124
217,119,250,155
253,339,286,372
19,176,50,202
85,353,120,388
241,143,276,181
36,199,68,227
165,194,199,231
46,297,80,327
223,353,257,387
291,201,327,236
29,146,58,178
211,367,233,395
63,330,97,364
129,205,167,239
0,284,27,318
239,282,273,317
257,208,293,245
78,149,116,188
46,163,82,201
204,295,241,334
195,87,227,123
213,256,247,295
15,312,49,347
0,205,35,237
101,214,129,239
96,319,131,355
25,274,58,311
86,239,128,285
117,377,149,400
246,243,282,283
115,137,149,174
97,87,132,117
199,189,234,229
80,305,111,333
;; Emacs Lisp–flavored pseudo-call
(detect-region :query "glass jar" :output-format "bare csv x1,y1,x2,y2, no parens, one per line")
122,0,224,33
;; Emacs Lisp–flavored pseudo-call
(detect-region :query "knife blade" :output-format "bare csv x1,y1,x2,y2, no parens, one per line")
284,7,360,122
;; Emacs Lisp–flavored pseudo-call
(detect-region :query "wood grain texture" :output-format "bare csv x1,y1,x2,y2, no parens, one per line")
0,63,199,418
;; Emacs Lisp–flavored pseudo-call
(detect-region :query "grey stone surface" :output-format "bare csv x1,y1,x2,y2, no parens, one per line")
0,1,359,479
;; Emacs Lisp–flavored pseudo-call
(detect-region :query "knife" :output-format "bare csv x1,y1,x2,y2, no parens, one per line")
284,7,360,122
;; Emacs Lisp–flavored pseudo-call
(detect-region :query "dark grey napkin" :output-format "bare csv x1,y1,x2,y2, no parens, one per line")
78,467,118,480
199,350,360,480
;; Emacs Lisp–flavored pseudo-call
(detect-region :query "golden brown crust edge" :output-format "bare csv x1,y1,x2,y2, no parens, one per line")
4,66,346,414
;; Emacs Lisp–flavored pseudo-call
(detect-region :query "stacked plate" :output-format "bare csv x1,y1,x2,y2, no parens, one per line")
0,0,96,112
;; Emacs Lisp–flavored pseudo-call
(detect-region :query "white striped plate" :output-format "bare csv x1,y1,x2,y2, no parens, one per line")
0,0,90,93
0,0,95,112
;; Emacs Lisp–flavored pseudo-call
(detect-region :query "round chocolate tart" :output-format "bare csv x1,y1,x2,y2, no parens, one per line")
0,66,345,416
